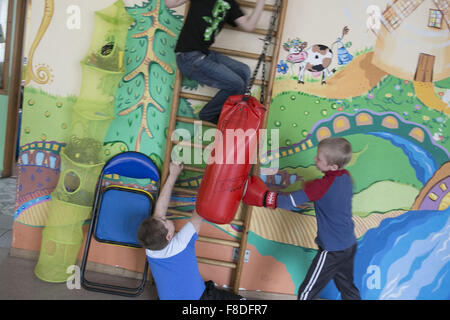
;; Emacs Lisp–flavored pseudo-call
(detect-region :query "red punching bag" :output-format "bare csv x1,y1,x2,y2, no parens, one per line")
196,95,266,224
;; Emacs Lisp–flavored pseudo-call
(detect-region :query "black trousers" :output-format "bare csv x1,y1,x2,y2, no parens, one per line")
298,244,361,300
200,281,245,300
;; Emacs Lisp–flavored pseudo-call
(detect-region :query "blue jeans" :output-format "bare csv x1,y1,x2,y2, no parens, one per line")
176,50,250,123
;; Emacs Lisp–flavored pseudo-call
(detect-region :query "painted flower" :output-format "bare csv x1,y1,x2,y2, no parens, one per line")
337,106,344,111
404,80,409,84
395,85,401,90
385,93,392,98
433,133,444,141
277,60,288,74
407,92,414,97
402,111,408,116
415,104,421,111
367,93,374,99
423,115,430,121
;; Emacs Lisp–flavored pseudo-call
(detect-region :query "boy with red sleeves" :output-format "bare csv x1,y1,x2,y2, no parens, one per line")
243,137,361,300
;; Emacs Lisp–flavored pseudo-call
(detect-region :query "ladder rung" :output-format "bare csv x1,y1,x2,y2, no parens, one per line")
167,208,194,218
176,116,217,128
210,47,272,62
179,79,266,103
197,257,237,269
237,0,277,11
253,79,264,86
180,81,264,99
167,208,245,226
198,236,240,248
223,24,276,36
183,164,205,173
180,92,211,102
172,140,207,150
172,186,198,196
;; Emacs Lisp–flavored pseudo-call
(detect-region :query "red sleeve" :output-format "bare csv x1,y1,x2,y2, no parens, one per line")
303,176,335,201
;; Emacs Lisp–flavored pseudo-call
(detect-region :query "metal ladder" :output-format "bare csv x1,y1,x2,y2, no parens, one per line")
160,0,288,294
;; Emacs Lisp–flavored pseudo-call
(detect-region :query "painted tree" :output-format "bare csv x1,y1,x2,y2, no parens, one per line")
106,0,194,169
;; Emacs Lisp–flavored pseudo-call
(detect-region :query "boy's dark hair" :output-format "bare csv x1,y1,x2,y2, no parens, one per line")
137,217,169,251
318,137,352,169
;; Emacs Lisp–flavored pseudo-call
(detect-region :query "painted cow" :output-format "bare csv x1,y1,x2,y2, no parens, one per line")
298,44,336,84
285,42,336,85
286,27,351,85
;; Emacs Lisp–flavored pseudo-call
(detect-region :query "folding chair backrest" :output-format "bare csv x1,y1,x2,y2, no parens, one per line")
102,151,159,181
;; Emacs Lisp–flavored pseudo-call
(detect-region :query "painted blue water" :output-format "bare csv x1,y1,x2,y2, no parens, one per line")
366,132,438,184
320,208,450,300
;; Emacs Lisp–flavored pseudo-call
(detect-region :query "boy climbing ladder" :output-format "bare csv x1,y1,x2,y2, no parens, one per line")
165,0,266,124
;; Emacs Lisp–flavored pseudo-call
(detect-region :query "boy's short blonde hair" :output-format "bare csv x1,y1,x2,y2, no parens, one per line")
318,137,352,169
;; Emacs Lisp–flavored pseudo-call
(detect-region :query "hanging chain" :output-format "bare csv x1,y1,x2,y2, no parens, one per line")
245,0,282,104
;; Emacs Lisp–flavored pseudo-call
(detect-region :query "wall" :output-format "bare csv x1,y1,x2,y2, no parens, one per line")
11,0,450,299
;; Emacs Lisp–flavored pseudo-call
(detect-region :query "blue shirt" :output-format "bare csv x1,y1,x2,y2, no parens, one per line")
277,170,356,251
146,222,206,300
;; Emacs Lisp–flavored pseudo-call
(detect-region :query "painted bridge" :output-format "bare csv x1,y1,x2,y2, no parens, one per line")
175,109,449,189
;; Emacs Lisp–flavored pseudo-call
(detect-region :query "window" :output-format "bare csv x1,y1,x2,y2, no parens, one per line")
0,0,12,94
428,9,443,28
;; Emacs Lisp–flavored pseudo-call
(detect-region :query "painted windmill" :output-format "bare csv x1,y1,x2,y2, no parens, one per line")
371,0,449,113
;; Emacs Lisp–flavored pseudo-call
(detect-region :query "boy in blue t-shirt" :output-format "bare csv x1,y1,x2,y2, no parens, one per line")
137,161,244,300
243,137,361,300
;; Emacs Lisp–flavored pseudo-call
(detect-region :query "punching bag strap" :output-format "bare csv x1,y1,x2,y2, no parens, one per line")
244,0,283,104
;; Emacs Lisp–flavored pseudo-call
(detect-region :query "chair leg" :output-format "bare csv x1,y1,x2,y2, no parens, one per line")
81,231,149,297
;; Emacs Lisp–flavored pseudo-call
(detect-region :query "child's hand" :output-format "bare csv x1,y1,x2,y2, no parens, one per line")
169,161,184,177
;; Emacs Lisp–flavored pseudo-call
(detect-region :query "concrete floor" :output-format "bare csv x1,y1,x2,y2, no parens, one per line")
0,247,159,300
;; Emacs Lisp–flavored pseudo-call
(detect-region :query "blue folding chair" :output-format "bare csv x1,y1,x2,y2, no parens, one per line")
80,152,160,297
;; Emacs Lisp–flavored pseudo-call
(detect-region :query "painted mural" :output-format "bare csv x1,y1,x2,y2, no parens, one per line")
12,0,449,299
